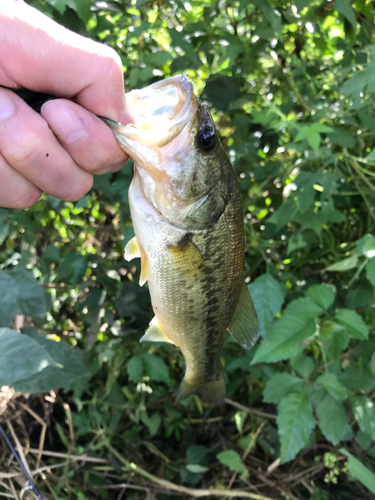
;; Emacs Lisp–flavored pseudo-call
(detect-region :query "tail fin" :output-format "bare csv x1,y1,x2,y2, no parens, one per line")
175,375,226,405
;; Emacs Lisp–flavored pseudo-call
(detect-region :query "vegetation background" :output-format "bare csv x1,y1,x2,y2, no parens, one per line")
1,0,375,498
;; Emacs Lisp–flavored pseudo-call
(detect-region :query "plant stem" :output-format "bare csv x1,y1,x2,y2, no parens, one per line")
105,441,274,500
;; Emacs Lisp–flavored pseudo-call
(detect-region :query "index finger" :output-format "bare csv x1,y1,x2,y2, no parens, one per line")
0,2,131,123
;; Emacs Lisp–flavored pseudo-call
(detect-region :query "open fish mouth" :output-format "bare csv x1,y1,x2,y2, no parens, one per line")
103,75,198,150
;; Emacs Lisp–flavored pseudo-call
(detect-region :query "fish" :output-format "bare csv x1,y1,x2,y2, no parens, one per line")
104,75,259,404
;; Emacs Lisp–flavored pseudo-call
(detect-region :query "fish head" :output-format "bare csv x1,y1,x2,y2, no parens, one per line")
104,75,235,229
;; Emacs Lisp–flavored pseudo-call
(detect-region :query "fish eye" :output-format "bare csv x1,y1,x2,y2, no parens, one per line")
197,128,217,152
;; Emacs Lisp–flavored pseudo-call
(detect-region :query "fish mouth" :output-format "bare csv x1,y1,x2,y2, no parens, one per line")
103,75,198,152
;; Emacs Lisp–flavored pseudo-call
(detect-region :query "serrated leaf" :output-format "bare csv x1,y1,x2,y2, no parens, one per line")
284,297,323,319
127,356,143,383
326,255,359,271
316,394,350,445
321,321,349,361
350,396,375,440
316,373,347,400
141,353,170,384
0,329,58,387
278,393,315,463
341,449,375,495
252,315,316,364
248,274,284,335
306,284,336,309
290,353,314,378
335,309,369,339
366,258,375,286
339,366,375,392
217,450,248,478
263,373,305,403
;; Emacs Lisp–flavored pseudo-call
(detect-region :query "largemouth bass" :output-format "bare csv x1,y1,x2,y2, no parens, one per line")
105,75,259,404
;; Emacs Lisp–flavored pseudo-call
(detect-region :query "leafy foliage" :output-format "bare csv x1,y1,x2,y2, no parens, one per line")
1,0,375,498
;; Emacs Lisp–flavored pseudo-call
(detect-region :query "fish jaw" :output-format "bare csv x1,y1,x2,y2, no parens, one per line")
102,75,198,166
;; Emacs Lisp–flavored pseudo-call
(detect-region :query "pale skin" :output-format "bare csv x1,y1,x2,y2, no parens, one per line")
0,1,133,209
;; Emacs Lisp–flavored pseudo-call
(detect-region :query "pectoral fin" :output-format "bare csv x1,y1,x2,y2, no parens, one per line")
125,236,141,261
139,249,148,286
168,235,204,278
140,316,175,345
228,283,259,350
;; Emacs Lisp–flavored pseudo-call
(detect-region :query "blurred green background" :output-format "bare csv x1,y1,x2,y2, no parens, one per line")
1,0,375,498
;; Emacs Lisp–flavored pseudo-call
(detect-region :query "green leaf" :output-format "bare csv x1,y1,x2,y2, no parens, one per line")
320,321,349,361
268,199,298,230
127,356,143,383
306,284,336,309
217,450,248,478
341,449,375,495
335,0,357,29
290,353,315,378
12,331,90,393
57,252,89,286
284,297,323,319
252,314,316,364
339,366,375,392
307,131,321,152
263,373,305,403
0,328,58,387
278,393,315,463
316,394,350,445
316,373,347,400
186,464,209,473
350,396,375,440
0,221,9,245
141,411,161,437
202,75,244,112
141,354,170,384
254,0,282,38
0,269,47,327
248,274,284,335
335,309,369,339
326,255,359,272
186,445,209,464
356,234,375,258
366,258,375,286
370,353,375,377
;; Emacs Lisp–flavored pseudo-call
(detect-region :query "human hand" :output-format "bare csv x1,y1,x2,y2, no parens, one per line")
0,1,133,209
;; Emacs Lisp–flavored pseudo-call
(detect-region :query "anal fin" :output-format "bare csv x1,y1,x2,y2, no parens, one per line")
228,282,259,350
140,316,175,345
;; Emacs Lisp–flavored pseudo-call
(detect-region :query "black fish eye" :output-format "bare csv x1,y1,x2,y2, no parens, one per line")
197,128,217,152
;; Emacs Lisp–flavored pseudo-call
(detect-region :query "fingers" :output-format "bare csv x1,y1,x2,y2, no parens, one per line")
0,154,42,209
41,99,129,175
0,88,93,202
0,2,133,123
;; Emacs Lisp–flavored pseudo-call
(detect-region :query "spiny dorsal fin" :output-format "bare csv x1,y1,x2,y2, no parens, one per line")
228,282,259,350
125,236,141,261
168,235,204,278
140,316,175,345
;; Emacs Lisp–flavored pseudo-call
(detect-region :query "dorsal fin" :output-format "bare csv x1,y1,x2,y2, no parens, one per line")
227,283,259,350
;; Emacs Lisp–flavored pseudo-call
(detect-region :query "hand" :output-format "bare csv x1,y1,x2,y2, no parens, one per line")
0,1,133,209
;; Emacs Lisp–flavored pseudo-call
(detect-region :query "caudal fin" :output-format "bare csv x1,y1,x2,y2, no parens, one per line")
175,375,226,405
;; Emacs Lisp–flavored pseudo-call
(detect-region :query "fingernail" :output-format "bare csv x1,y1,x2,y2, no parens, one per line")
42,101,85,144
0,91,15,121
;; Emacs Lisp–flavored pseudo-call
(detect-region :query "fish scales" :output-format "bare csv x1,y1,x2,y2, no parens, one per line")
105,75,259,404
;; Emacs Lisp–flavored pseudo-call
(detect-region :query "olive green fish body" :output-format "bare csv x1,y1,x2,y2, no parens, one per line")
105,75,259,404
